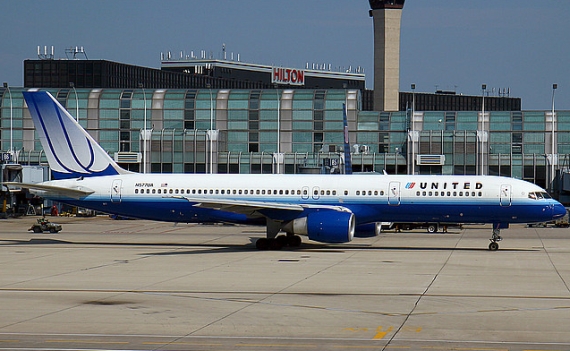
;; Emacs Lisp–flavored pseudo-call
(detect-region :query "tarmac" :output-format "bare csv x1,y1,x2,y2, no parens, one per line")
1,215,570,351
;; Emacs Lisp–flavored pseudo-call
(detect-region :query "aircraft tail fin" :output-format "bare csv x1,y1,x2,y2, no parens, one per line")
23,91,130,180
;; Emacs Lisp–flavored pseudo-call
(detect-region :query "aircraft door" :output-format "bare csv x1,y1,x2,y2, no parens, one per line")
111,179,122,203
500,184,511,207
388,181,401,206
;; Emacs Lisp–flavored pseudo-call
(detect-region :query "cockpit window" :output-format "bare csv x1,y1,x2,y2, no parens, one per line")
529,191,552,200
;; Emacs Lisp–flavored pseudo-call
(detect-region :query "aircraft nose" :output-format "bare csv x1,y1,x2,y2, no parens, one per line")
552,202,567,219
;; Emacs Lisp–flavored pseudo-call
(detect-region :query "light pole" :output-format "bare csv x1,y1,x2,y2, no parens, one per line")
207,83,213,174
551,83,557,192
69,82,79,122
3,83,12,159
411,83,415,175
481,84,486,175
438,119,443,154
138,83,147,174
275,87,281,174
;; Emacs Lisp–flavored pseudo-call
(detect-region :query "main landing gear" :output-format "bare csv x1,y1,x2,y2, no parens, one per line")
256,234,302,250
488,228,502,251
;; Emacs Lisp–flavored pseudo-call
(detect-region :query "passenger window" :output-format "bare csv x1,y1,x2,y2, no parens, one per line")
135,189,139,194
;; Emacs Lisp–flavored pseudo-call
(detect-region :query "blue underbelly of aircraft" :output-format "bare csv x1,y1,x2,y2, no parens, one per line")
61,198,260,224
58,195,556,226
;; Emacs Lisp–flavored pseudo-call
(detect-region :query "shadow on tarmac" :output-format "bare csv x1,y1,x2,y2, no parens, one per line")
0,237,539,256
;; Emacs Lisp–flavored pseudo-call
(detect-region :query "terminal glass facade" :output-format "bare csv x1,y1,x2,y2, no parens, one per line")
1,87,569,190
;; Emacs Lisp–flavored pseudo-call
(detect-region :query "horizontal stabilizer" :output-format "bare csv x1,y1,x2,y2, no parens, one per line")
5,182,94,199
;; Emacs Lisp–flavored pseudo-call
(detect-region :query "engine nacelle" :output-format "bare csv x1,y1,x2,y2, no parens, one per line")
283,210,355,243
354,222,382,237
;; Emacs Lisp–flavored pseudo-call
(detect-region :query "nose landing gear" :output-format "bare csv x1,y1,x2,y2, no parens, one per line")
488,228,502,251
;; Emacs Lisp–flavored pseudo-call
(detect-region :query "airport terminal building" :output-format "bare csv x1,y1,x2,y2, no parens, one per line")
1,85,570,199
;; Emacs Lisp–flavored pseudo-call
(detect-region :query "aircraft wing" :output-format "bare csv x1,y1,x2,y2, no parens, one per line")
4,182,95,199
170,195,351,217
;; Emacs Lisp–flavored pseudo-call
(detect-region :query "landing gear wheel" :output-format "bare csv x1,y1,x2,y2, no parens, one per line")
288,235,302,247
256,237,286,250
488,228,502,251
276,235,288,248
488,242,499,251
427,224,438,233
256,238,270,250
270,237,284,250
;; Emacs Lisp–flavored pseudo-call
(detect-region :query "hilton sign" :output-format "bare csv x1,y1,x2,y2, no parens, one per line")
272,67,305,86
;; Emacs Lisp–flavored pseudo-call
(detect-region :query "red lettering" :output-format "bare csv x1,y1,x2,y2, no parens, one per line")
272,67,305,86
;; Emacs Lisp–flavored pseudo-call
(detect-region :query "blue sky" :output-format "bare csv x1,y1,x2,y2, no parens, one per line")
1,0,568,110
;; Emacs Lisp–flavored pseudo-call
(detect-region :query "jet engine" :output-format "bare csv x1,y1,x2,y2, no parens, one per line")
354,222,382,237
283,210,355,243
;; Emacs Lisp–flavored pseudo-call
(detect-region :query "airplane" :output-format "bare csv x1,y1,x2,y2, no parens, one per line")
10,90,566,251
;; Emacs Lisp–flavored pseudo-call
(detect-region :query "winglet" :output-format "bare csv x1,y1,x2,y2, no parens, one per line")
23,91,130,180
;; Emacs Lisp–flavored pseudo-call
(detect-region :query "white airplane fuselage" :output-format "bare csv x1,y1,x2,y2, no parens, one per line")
40,172,562,226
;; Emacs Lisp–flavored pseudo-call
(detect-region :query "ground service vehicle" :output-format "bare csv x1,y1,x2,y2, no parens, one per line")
29,218,62,233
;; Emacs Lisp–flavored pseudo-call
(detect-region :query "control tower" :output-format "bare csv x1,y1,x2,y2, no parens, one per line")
368,0,405,111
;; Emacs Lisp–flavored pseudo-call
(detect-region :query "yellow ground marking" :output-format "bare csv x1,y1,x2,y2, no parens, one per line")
373,326,394,339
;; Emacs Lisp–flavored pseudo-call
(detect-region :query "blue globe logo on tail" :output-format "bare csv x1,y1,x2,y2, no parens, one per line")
23,91,127,180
